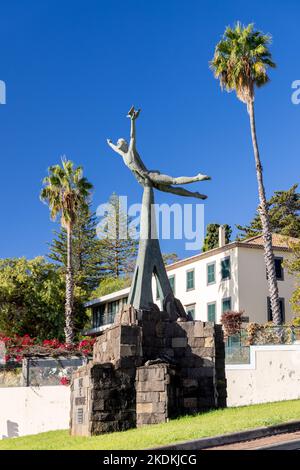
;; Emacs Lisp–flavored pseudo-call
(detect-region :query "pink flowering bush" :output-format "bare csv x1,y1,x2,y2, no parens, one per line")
0,332,95,363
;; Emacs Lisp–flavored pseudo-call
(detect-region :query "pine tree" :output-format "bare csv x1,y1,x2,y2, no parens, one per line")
237,185,300,240
49,204,106,295
97,193,138,278
202,224,232,252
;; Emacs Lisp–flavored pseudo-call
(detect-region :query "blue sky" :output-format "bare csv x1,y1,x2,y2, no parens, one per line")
0,0,299,260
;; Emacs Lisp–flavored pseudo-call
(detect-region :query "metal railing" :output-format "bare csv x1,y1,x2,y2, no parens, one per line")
225,326,300,365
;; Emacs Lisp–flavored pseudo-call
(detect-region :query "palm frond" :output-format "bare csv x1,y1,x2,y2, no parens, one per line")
210,22,276,103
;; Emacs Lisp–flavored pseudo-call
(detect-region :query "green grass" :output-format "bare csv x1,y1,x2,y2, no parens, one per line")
1,400,299,450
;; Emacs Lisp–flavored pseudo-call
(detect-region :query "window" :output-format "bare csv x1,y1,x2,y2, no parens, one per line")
207,302,216,322
186,269,195,291
207,262,216,285
221,257,231,280
186,304,196,320
107,301,118,324
168,275,175,295
222,297,231,313
92,304,105,328
266,257,284,281
275,257,284,280
267,297,285,323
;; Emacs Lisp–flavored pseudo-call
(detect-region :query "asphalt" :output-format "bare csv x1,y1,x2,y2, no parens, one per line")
152,420,300,451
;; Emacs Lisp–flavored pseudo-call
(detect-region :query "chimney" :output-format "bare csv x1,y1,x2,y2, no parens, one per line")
219,225,226,248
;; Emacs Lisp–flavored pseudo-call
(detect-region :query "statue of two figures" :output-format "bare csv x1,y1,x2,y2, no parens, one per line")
107,107,211,320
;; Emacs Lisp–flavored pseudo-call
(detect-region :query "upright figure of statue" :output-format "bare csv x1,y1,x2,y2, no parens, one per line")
107,107,210,317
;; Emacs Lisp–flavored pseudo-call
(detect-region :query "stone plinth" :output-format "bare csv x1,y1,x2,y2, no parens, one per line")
70,362,137,436
70,308,226,436
136,363,176,427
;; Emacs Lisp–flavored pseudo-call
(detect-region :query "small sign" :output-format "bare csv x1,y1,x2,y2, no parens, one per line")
241,316,249,323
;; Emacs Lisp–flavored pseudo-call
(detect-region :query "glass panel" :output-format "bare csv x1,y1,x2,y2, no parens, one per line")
207,303,216,322
275,258,283,280
221,257,231,280
93,305,105,328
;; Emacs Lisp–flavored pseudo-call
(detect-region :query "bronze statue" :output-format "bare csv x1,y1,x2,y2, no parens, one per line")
107,107,210,316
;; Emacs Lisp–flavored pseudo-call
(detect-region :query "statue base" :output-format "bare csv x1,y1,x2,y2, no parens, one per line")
70,306,226,436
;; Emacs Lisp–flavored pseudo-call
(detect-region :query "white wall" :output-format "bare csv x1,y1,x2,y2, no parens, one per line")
159,247,239,322
237,248,295,323
0,386,70,439
226,345,300,407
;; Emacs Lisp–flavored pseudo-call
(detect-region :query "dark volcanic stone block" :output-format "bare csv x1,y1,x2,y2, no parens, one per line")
70,310,227,436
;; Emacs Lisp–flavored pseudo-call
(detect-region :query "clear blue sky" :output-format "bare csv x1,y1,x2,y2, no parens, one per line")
0,0,299,260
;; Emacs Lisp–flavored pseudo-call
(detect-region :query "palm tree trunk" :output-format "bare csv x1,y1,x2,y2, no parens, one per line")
65,224,74,344
248,99,281,325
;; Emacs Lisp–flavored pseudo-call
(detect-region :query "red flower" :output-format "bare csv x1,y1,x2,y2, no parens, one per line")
60,377,70,386
20,334,35,346
42,339,62,349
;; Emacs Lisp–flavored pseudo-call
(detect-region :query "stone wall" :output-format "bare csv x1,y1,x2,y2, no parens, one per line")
70,307,226,436
70,362,137,436
136,363,176,427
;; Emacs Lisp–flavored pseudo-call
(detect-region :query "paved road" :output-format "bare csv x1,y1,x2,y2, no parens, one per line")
205,431,300,450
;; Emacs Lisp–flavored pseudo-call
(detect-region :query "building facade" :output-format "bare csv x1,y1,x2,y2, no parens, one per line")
85,234,298,334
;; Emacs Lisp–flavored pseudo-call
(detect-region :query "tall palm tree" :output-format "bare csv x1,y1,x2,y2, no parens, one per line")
210,22,281,325
40,158,93,343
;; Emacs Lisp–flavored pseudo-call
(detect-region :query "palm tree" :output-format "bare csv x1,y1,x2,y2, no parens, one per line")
210,22,281,325
40,158,93,343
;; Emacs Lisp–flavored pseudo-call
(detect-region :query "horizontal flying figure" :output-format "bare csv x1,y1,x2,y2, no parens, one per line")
107,106,211,198
107,107,211,315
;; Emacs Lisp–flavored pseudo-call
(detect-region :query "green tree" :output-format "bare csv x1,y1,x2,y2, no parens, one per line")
97,193,138,278
162,253,180,265
285,240,300,316
202,224,232,252
40,158,93,344
237,184,300,239
0,257,84,340
210,22,281,324
91,276,132,299
49,203,107,295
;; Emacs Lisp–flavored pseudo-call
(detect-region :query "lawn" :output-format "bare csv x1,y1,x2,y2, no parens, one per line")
1,400,299,450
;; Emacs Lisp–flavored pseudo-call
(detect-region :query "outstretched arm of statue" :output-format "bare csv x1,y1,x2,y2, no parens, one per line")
127,106,141,151
107,139,123,156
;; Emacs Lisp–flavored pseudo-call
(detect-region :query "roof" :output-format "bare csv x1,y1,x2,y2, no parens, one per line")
164,233,298,271
242,233,299,248
84,287,130,308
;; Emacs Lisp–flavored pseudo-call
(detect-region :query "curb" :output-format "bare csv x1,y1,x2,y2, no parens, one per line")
151,420,300,450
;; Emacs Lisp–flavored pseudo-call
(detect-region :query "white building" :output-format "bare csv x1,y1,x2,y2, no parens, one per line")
85,232,298,334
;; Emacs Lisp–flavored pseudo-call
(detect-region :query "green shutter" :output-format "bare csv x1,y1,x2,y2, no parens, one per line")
207,303,216,322
186,270,194,290
222,298,231,313
168,275,175,294
207,263,215,284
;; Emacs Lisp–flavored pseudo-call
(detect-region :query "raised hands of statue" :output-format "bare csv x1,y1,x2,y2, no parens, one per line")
127,106,141,120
